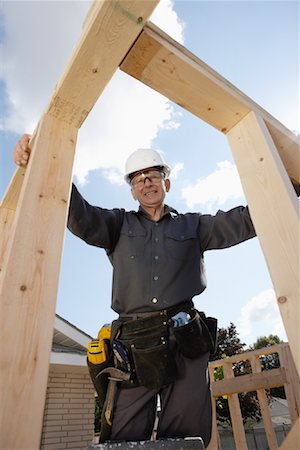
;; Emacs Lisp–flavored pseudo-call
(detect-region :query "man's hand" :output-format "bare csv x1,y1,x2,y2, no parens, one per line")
13,133,31,167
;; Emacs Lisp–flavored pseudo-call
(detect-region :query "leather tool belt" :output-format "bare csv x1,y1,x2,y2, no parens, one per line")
111,300,218,390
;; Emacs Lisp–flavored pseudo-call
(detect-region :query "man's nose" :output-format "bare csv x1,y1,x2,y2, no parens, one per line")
143,176,152,185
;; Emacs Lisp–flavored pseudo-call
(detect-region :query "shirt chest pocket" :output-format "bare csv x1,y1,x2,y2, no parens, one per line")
165,229,198,261
119,227,146,258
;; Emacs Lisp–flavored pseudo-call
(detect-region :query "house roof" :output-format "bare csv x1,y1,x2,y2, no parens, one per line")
51,314,93,367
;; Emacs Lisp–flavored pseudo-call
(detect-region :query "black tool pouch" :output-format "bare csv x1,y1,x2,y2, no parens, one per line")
173,309,218,359
131,336,176,389
119,316,177,389
87,342,114,407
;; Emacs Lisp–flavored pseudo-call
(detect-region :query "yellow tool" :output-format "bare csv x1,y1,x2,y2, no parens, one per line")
87,323,111,365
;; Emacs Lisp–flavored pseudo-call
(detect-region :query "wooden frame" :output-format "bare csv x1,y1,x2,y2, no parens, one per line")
1,1,299,448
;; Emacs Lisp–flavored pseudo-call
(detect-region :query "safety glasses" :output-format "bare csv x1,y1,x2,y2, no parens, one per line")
131,170,165,188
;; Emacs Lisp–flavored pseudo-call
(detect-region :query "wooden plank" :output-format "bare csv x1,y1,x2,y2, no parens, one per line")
227,111,300,376
0,168,25,272
279,417,300,450
0,115,77,450
44,0,159,128
209,343,289,368
0,166,26,211
278,346,300,424
250,356,278,450
120,22,300,182
223,363,248,450
212,368,286,397
207,366,220,450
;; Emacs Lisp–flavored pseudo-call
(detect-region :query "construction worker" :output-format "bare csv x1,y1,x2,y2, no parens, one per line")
14,134,257,447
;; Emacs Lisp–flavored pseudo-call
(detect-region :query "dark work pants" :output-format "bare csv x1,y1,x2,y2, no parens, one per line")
107,334,212,448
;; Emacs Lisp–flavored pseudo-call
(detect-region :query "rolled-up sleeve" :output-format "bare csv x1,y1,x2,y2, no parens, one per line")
199,206,256,251
67,184,124,252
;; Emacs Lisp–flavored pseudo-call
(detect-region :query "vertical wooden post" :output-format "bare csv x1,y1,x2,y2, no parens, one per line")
0,115,77,450
223,362,248,450
249,355,278,449
0,167,26,271
227,111,300,376
207,365,221,450
278,346,299,424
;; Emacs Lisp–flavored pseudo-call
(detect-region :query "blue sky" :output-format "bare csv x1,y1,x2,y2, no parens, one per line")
0,1,298,346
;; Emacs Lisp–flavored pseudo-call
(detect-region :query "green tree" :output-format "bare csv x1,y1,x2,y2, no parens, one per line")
211,323,261,426
214,322,245,360
250,334,285,398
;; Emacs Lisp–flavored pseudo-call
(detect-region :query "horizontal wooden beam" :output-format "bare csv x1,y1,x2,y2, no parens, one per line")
212,368,286,397
209,343,289,368
45,0,159,128
120,22,300,182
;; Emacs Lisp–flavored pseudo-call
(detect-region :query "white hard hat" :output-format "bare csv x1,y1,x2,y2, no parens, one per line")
124,148,171,184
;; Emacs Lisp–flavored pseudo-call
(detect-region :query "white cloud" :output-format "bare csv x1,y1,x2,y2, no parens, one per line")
151,0,185,44
237,289,287,342
0,1,91,132
170,162,184,180
74,71,180,184
1,0,184,184
181,160,245,211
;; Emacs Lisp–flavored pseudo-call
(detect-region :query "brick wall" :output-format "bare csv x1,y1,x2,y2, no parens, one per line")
41,365,95,450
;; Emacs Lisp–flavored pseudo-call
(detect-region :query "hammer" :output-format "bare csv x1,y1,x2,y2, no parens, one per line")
98,367,131,429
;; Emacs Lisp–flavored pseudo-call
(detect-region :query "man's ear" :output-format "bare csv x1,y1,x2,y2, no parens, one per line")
131,187,137,201
165,178,171,192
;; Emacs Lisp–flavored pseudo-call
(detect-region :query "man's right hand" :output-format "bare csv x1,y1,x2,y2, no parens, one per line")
13,134,31,167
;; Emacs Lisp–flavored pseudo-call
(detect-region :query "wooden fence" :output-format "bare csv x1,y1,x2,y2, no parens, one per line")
208,343,299,450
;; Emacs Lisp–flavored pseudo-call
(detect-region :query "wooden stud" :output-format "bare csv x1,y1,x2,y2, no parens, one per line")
250,355,278,450
0,167,26,273
278,346,300,424
121,22,300,182
207,366,221,450
227,111,300,376
0,114,77,450
223,362,248,450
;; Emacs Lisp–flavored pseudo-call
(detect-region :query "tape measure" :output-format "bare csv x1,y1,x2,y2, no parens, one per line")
87,324,111,365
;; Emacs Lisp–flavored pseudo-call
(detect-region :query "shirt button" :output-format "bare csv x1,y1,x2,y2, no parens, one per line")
154,255,159,260
152,298,158,304
155,237,159,242
155,223,159,227
154,276,159,281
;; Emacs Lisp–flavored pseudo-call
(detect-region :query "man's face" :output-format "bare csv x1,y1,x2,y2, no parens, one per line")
130,168,170,209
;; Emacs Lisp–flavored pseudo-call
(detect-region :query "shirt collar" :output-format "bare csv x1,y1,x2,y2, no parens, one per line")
137,204,178,220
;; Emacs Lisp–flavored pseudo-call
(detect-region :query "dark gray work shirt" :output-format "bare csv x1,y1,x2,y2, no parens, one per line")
68,184,256,314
